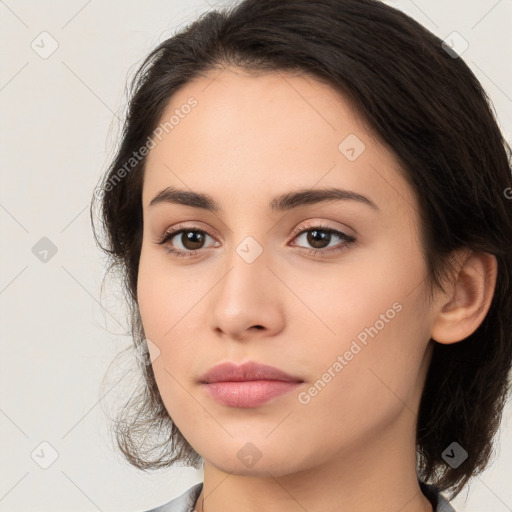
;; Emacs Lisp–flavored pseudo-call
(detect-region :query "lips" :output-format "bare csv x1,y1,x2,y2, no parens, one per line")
199,361,304,408
199,361,303,384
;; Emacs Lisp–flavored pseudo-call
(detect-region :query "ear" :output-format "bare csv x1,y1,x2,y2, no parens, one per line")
430,250,498,344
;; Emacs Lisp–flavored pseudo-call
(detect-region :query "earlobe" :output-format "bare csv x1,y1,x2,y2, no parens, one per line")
430,251,498,344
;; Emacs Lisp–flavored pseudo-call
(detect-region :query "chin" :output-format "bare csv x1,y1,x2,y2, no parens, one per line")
198,441,311,477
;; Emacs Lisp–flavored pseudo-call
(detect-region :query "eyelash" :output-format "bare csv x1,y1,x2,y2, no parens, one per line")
156,222,356,259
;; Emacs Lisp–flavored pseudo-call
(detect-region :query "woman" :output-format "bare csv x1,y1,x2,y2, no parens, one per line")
91,0,512,511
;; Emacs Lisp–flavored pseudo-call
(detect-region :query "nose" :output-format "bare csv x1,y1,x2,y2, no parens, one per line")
209,241,285,341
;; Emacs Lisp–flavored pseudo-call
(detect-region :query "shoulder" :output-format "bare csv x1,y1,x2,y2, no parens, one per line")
141,482,203,512
419,480,457,512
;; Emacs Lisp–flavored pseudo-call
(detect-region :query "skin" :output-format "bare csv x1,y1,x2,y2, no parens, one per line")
137,67,497,512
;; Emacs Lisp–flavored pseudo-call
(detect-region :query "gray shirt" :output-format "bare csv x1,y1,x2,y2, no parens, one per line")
143,480,456,512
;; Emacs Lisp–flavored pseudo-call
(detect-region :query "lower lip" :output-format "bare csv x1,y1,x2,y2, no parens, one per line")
202,380,303,408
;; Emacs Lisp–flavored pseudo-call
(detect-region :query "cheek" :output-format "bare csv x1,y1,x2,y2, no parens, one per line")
137,247,204,340
299,236,430,407
303,239,424,351
137,253,196,386
291,299,430,461
137,257,201,432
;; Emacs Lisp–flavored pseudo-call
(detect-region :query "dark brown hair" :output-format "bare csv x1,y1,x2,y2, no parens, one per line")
91,0,512,500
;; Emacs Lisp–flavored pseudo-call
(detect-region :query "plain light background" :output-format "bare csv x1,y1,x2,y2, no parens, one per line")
1,0,511,511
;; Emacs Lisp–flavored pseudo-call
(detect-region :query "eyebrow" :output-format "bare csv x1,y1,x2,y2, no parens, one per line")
148,186,379,212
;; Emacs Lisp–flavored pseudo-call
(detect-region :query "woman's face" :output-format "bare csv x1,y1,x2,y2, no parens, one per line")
137,68,437,476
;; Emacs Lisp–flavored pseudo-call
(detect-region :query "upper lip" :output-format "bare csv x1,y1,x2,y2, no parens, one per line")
200,361,303,383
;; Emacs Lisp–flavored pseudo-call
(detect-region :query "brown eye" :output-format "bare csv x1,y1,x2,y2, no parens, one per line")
156,223,355,259
157,228,217,258
177,230,207,250
305,229,332,249
292,225,355,254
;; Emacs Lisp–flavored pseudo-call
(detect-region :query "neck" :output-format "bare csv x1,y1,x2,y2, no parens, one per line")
195,412,434,512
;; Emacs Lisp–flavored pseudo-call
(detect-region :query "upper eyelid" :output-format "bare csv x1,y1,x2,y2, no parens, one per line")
157,222,216,242
293,221,353,237
160,221,350,236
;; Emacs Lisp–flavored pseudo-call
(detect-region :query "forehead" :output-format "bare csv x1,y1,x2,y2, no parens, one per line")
142,67,416,219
